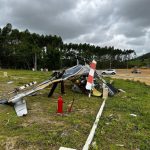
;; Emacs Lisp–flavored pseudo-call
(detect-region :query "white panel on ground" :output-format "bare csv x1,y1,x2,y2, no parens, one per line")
14,99,27,116
59,147,76,150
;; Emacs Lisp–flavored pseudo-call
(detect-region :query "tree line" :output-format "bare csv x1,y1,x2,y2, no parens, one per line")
0,23,135,70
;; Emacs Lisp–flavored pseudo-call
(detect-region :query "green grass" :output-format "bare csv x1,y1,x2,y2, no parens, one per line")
91,79,150,150
0,69,150,150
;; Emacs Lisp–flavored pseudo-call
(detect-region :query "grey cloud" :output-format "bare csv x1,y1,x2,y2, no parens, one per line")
6,0,89,38
116,0,150,24
113,22,146,38
126,37,145,45
114,0,150,37
0,0,150,55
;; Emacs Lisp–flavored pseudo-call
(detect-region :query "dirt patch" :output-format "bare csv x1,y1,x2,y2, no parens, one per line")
0,83,16,100
0,137,18,150
112,69,150,85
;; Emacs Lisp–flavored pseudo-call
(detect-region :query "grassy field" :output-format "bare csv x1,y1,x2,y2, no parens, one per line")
0,69,150,150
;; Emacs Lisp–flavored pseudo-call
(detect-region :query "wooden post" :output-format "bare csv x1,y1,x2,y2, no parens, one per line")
103,88,108,99
4,72,8,77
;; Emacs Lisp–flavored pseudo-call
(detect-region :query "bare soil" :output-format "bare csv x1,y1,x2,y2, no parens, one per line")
112,69,150,85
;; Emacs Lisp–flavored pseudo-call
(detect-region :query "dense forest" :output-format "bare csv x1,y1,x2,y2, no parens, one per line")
0,23,136,70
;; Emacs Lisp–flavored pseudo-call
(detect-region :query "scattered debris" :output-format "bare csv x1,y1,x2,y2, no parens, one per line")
67,98,75,112
118,89,126,93
109,114,113,117
5,119,10,125
130,114,137,117
105,122,110,125
59,147,76,150
7,81,14,84
92,141,98,149
116,144,124,147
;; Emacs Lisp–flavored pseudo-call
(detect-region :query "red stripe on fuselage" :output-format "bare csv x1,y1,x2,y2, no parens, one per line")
87,75,93,83
90,62,96,70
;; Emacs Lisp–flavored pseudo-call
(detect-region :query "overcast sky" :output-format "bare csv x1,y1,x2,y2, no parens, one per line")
0,0,150,56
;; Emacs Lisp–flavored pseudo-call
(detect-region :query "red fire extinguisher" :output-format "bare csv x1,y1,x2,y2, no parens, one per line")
57,96,63,113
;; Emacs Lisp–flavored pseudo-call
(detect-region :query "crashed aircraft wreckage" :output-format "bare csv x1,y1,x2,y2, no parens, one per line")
0,61,118,117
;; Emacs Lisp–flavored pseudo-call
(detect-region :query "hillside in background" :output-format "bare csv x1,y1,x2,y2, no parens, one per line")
137,52,150,60
129,52,150,68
